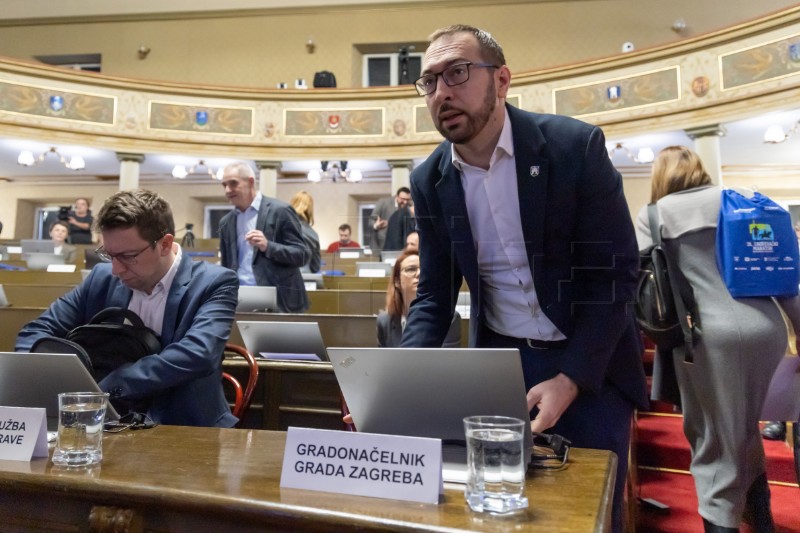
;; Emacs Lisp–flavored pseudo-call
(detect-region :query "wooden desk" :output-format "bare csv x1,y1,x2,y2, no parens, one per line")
0,426,614,532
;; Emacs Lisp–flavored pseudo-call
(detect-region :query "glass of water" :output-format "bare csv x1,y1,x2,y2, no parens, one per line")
52,392,109,467
463,415,529,514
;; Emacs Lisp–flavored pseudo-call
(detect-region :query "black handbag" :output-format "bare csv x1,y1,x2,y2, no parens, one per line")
65,307,162,381
635,204,700,362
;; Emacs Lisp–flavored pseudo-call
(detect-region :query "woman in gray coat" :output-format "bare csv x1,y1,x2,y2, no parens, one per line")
635,146,800,533
377,249,460,347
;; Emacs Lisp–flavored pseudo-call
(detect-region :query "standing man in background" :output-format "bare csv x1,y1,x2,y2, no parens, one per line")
218,162,309,313
401,25,647,533
369,187,412,253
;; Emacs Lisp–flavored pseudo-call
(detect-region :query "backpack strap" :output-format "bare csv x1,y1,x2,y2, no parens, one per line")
648,203,700,363
89,307,146,328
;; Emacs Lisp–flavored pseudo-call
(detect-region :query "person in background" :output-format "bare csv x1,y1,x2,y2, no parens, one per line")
325,223,361,253
67,197,94,244
401,25,647,533
218,162,309,313
17,189,239,428
383,204,415,251
289,190,321,273
635,146,800,533
0,220,6,260
49,220,77,263
377,249,460,348
370,187,412,253
405,231,419,252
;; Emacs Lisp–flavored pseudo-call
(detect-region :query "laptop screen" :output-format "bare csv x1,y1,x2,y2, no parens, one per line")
236,285,278,313
237,320,329,361
0,352,120,430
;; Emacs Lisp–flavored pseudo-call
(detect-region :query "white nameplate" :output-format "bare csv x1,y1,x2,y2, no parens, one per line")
0,406,48,461
281,426,443,504
47,264,76,272
358,269,387,278
339,251,360,259
6,246,22,254
303,281,318,291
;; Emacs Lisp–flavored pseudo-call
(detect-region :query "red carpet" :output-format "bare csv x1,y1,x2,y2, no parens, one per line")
638,469,800,533
635,412,799,532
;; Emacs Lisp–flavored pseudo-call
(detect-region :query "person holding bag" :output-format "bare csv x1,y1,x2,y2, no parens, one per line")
635,146,800,533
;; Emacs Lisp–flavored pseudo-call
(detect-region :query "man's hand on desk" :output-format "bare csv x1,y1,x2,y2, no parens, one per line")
527,373,578,434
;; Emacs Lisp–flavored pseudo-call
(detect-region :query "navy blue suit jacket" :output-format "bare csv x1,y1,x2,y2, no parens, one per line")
16,253,240,427
402,105,648,408
219,195,309,313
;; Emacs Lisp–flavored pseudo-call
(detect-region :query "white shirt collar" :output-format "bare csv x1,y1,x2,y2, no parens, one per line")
133,243,182,297
237,192,262,215
450,108,514,171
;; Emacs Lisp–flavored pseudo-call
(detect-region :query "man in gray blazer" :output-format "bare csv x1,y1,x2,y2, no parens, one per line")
369,187,411,253
218,162,309,313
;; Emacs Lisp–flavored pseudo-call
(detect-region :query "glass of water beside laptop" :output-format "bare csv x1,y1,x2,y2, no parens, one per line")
52,392,108,466
463,415,529,514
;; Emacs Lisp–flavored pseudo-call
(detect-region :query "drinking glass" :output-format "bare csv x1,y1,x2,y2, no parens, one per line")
52,392,108,466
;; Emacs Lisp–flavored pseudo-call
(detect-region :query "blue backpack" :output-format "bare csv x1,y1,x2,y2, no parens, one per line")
716,189,800,298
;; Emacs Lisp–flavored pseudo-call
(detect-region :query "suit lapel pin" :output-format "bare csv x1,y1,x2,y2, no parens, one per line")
529,165,540,177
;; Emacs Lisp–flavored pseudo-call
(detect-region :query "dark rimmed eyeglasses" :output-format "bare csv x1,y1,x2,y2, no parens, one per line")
95,238,161,265
414,61,499,96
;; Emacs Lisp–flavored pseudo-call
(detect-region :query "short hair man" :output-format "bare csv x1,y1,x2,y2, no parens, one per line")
218,162,309,313
405,231,419,252
16,190,239,427
326,223,361,253
402,25,647,532
369,187,412,252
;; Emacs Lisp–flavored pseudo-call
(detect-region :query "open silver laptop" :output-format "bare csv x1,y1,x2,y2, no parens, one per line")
328,347,533,483
20,239,55,254
236,285,278,312
302,272,325,290
380,249,402,265
24,252,66,270
355,261,393,277
237,320,328,361
0,352,120,431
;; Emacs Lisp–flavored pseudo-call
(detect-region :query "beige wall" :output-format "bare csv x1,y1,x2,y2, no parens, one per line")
0,1,795,89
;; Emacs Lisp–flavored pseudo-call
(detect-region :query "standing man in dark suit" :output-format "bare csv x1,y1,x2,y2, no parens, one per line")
218,162,309,313
370,187,412,253
402,25,647,532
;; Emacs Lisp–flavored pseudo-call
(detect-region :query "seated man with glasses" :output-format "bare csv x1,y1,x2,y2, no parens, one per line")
16,189,239,428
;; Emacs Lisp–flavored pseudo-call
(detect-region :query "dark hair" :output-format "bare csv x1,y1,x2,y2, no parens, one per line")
386,249,419,318
338,223,352,233
95,189,175,243
396,187,411,196
428,24,506,66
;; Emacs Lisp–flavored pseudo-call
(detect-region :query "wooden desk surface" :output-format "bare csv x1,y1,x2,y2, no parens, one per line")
0,426,614,532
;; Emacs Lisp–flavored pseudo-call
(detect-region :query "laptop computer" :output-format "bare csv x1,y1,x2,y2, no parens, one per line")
25,252,66,270
327,347,533,483
355,261,393,277
236,285,278,312
237,320,328,361
0,284,8,307
0,352,120,431
302,272,325,290
380,249,402,265
338,247,365,259
20,239,55,254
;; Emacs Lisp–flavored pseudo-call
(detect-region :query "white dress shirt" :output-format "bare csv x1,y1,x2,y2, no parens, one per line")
452,109,565,341
235,192,262,286
127,244,182,336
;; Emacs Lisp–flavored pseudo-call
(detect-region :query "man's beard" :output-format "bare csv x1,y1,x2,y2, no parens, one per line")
435,77,497,145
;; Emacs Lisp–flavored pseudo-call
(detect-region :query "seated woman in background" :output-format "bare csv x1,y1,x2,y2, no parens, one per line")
377,249,460,347
289,190,321,273
50,220,77,263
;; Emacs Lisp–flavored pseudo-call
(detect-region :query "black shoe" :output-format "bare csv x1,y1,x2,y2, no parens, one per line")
761,421,786,441
743,473,776,533
702,518,739,532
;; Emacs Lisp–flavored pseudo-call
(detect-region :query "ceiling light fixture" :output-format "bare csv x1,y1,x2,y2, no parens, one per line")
763,121,799,144
306,160,362,183
608,142,655,164
17,146,85,170
172,160,220,180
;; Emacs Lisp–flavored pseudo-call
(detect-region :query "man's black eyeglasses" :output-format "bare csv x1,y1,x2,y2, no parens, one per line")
414,62,499,96
95,239,160,265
